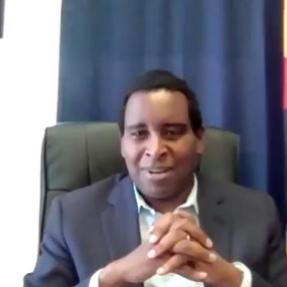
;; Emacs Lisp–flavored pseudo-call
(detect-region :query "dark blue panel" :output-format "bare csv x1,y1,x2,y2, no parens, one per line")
57,0,286,224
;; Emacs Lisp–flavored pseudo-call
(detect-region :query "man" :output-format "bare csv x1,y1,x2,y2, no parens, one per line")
24,70,287,287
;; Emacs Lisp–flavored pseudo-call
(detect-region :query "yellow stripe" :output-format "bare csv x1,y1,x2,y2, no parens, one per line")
284,0,287,56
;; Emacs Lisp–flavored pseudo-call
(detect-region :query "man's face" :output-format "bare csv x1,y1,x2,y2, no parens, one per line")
121,89,203,200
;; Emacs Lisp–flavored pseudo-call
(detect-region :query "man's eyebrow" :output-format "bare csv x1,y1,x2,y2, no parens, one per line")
163,123,188,128
125,123,146,130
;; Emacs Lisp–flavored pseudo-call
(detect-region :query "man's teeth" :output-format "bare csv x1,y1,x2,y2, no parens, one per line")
149,170,167,174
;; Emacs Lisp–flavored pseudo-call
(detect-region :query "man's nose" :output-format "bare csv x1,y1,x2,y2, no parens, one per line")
145,135,167,159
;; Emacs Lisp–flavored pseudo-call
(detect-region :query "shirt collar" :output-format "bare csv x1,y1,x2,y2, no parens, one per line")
133,174,199,215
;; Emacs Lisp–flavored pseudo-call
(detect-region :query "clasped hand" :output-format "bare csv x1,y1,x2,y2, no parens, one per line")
99,210,242,287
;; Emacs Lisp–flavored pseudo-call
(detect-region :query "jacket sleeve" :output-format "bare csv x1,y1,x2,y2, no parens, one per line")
23,197,94,287
251,195,287,287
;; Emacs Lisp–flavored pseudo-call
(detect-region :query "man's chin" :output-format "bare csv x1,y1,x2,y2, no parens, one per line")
138,183,177,200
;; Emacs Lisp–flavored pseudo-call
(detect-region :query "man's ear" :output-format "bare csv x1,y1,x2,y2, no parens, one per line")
120,136,125,158
195,130,204,155
196,138,204,155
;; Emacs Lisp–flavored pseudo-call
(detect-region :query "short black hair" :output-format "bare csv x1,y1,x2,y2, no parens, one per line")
118,69,203,135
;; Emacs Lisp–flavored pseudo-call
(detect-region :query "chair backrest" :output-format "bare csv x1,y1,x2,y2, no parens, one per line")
40,122,239,240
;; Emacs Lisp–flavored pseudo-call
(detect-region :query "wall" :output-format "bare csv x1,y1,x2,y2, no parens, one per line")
0,1,60,285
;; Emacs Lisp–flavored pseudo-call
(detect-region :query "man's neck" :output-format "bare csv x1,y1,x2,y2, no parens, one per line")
142,181,194,213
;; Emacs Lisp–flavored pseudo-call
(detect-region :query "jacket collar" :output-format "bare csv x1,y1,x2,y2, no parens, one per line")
197,174,232,260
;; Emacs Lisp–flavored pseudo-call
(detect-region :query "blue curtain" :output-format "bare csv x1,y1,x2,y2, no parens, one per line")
57,0,286,225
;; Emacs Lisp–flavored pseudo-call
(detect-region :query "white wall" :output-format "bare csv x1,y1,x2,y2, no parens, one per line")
0,1,60,285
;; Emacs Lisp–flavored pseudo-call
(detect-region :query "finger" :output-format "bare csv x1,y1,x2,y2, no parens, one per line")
174,210,213,248
173,209,198,221
175,264,208,282
173,239,217,264
170,218,213,249
148,212,175,244
147,229,187,258
150,212,213,250
156,254,209,281
156,254,189,275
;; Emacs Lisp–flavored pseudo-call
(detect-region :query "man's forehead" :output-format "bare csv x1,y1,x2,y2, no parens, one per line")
125,122,189,130
124,89,190,127
128,89,187,103
125,90,189,113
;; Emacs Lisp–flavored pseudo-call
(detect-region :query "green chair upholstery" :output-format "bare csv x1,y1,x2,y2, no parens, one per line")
39,122,239,240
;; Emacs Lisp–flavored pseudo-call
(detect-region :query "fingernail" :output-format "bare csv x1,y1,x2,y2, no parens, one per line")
149,234,158,244
209,252,217,262
147,249,156,258
156,267,165,275
148,225,154,233
206,238,213,248
197,271,207,279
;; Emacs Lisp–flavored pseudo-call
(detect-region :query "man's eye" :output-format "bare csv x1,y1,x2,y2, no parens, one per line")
130,130,148,139
164,128,185,138
165,129,177,135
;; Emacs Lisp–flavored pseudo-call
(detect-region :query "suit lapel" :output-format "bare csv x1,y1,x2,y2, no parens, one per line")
100,176,143,287
101,176,141,260
197,175,232,260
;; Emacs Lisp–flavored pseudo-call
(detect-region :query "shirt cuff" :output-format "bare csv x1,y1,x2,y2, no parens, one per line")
233,262,252,287
89,268,103,287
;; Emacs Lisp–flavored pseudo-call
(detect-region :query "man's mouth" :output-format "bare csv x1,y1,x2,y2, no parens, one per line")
145,167,172,174
148,169,169,174
141,167,174,181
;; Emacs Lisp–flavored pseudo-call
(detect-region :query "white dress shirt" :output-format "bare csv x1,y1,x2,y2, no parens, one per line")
90,175,252,287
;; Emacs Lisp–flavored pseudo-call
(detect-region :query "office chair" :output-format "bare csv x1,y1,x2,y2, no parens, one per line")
39,122,239,241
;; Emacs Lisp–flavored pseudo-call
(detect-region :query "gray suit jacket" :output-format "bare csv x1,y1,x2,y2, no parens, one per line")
23,174,287,287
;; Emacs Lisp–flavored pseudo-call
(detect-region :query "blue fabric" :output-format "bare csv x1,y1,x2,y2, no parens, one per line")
57,0,286,225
